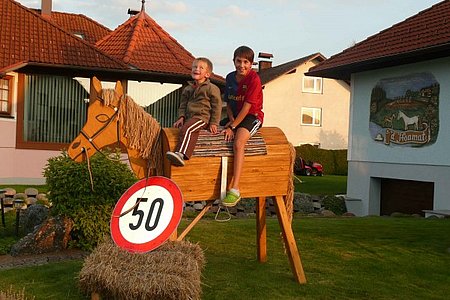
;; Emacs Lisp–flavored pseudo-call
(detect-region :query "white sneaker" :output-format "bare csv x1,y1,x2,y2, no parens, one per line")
166,151,185,167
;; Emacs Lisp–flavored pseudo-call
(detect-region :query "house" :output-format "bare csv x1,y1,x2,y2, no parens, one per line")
307,0,450,216
258,53,350,149
0,0,223,184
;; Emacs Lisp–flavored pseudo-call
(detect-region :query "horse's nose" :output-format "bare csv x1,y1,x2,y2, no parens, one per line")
71,140,81,149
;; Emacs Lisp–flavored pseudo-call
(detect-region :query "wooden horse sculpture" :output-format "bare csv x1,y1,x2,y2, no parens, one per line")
68,77,306,283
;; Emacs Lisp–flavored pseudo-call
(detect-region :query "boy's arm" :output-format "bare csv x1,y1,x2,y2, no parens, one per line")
177,87,189,119
209,85,222,126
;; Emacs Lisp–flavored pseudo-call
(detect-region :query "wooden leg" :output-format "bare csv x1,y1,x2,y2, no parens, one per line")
273,195,307,284
256,196,267,262
169,230,177,241
177,201,213,241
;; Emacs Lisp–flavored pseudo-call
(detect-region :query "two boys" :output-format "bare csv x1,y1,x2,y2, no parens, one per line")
167,46,263,207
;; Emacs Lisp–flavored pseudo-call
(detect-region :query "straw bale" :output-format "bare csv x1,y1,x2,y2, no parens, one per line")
79,237,204,300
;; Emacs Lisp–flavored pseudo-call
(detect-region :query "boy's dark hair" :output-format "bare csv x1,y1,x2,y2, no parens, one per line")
233,46,255,63
195,57,213,72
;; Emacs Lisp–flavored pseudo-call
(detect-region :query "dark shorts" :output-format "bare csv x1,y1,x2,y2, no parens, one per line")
237,115,262,137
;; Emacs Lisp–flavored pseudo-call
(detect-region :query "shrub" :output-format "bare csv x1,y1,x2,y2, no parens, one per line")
321,195,347,215
43,150,137,250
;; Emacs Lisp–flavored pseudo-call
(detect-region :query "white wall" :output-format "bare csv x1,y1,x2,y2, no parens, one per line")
262,61,350,149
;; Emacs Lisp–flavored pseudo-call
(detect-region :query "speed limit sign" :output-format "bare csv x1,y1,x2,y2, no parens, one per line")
110,176,183,253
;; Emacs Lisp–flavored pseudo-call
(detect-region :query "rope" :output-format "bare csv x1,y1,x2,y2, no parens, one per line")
83,147,94,192
214,204,231,222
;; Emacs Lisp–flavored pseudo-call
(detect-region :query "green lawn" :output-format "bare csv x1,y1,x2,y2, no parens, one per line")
0,185,48,193
1,216,449,299
1,175,348,198
294,174,347,195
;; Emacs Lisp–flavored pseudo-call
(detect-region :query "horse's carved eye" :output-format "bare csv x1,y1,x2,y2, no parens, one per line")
96,114,110,123
71,140,81,149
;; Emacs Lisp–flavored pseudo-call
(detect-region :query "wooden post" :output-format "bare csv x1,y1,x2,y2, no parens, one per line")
256,196,267,262
273,195,306,284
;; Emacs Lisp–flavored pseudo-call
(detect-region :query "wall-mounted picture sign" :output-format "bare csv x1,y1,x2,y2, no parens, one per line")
369,72,439,147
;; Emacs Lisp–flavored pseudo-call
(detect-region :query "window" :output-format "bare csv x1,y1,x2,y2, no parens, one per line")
301,107,321,126
74,32,85,40
0,76,13,116
302,76,322,94
20,75,88,145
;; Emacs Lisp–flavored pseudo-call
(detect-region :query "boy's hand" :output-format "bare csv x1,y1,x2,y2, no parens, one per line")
173,117,184,128
221,127,234,142
209,124,218,134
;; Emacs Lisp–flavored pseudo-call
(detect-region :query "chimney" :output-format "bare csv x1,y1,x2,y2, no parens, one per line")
41,0,52,19
258,52,273,72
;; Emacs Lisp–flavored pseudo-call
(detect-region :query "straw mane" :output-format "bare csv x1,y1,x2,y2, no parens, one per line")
102,89,163,174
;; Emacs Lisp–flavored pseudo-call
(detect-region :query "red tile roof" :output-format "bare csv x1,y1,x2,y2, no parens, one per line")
0,0,127,74
1,0,224,84
32,9,112,45
308,0,450,80
96,10,196,77
95,9,223,83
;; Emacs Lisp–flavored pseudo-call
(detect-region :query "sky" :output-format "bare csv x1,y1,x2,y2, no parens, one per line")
18,0,444,77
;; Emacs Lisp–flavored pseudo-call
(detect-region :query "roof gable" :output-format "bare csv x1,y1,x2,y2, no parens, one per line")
96,10,194,76
0,0,127,74
308,0,450,80
258,53,325,85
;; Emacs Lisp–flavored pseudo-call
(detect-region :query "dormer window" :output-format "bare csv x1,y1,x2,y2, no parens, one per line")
74,32,85,40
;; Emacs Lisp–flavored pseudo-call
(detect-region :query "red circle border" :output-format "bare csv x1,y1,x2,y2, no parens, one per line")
110,176,183,253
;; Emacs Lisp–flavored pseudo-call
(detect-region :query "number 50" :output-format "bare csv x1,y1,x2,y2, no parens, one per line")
129,198,164,231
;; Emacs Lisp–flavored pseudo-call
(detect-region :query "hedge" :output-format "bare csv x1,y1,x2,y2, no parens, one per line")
295,144,348,175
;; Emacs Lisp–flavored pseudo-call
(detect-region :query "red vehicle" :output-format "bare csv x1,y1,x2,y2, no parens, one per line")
294,157,323,176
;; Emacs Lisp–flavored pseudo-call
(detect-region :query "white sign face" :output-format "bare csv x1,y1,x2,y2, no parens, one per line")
110,177,183,253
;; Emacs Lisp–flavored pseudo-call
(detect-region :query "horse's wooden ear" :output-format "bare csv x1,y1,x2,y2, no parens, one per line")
92,77,102,94
115,80,123,96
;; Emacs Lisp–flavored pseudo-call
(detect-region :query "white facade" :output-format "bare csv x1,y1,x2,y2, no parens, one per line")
346,57,450,215
263,60,350,149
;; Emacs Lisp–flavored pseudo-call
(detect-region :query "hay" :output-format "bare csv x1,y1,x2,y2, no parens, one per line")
79,237,205,300
102,89,163,175
285,142,295,223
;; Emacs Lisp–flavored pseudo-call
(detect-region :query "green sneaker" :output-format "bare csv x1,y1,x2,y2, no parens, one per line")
222,190,241,207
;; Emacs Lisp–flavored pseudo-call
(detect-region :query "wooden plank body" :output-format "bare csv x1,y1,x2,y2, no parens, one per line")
162,127,290,201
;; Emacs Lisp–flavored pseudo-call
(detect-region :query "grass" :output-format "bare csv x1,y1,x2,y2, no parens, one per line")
1,216,449,299
1,175,348,197
294,174,347,195
0,211,21,255
0,185,48,193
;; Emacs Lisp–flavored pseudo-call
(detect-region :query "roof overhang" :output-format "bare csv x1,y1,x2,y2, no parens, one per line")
0,62,225,86
306,43,450,81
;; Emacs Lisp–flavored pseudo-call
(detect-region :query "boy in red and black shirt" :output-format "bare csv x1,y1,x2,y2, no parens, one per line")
221,46,264,206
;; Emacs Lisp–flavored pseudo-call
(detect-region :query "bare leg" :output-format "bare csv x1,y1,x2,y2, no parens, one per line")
230,128,251,190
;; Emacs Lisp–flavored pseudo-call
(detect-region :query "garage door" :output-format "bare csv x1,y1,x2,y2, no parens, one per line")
380,178,434,216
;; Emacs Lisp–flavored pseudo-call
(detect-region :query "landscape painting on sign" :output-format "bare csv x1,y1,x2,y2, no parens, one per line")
369,72,439,147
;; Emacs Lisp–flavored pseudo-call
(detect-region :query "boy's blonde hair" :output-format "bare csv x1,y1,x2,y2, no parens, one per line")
194,57,213,73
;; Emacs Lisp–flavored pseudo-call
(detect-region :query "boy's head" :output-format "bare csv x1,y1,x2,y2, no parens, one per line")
233,46,255,63
233,46,254,78
191,57,213,83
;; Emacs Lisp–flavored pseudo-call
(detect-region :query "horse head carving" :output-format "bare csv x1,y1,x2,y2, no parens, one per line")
68,77,162,178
